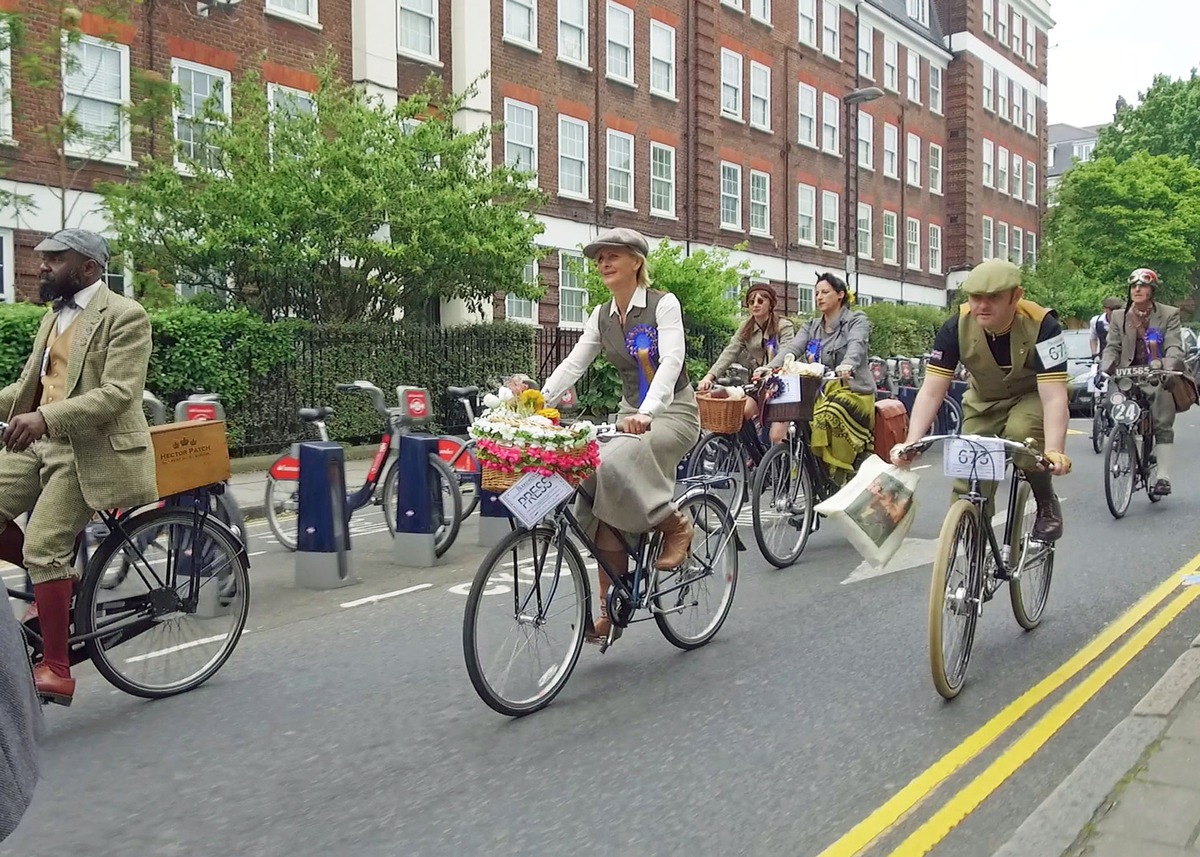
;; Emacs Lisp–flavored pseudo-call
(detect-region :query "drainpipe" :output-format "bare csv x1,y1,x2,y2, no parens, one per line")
684,0,696,258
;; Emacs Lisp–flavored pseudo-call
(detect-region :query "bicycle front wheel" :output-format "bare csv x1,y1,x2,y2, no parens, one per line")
751,442,814,568
463,526,589,717
77,507,251,699
1091,406,1106,455
383,454,463,557
686,431,748,520
1103,427,1135,519
929,499,982,700
1008,481,1054,630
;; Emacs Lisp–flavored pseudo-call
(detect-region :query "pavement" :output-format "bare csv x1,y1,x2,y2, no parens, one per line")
6,420,1200,856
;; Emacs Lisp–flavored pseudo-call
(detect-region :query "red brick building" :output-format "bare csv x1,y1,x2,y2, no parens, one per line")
0,0,351,301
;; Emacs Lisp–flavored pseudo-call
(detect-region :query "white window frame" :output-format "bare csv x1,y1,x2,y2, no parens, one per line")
0,25,10,143
906,217,921,270
171,58,231,172
982,0,994,34
557,115,589,200
982,138,994,187
857,202,873,259
266,82,315,153
997,220,1009,261
503,98,539,178
929,142,942,194
1011,83,1022,125
506,259,539,325
650,141,676,217
821,190,839,249
750,61,771,131
997,0,1008,45
906,0,929,26
928,223,942,273
882,123,899,178
265,0,319,27
1010,10,1022,54
0,228,14,303
1073,141,1095,161
720,49,743,120
982,215,994,259
798,184,817,245
906,50,921,103
997,145,1009,195
1012,153,1023,199
929,65,943,114
558,0,589,67
720,161,743,230
997,72,1008,120
983,64,994,111
721,0,744,9
1024,88,1036,135
798,0,817,47
751,0,771,24
606,128,635,208
1026,232,1037,267
750,169,771,236
1026,161,1036,205
822,0,840,59
1011,226,1023,266
397,0,440,64
558,251,588,329
64,35,132,163
858,21,874,79
798,83,818,147
858,110,874,170
882,210,898,264
649,20,676,98
606,1,635,84
503,0,538,49
906,132,921,187
1025,22,1037,65
822,92,840,155
884,38,898,91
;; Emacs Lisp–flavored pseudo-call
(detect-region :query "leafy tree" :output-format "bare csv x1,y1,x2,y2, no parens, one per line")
100,65,547,323
1096,72,1200,167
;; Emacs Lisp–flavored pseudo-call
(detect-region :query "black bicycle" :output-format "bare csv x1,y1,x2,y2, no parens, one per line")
1090,371,1113,455
462,427,740,717
1103,365,1182,518
686,373,767,519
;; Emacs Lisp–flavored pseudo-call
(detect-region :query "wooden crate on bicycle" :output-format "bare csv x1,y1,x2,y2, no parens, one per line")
759,375,822,423
150,419,232,499
696,390,746,434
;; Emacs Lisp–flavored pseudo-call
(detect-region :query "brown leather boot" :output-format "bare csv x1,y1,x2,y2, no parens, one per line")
32,578,75,706
590,548,627,644
654,511,694,570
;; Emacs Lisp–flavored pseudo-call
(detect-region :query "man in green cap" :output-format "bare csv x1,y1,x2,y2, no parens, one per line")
891,259,1072,541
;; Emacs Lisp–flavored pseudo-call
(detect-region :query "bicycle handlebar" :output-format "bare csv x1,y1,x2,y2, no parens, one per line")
899,433,1050,469
334,381,391,418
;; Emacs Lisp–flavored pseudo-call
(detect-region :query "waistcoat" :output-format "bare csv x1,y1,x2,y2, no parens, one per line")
598,289,688,407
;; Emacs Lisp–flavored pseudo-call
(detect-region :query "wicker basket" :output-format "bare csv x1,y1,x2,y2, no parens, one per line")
696,392,746,434
481,464,522,493
760,376,824,423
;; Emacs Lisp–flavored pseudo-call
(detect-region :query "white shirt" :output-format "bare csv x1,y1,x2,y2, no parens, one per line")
41,280,103,376
542,286,686,418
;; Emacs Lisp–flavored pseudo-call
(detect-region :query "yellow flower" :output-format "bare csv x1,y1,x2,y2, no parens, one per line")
519,389,545,411
536,407,560,422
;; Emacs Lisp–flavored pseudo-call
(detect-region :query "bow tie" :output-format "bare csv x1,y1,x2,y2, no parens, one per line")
52,296,80,313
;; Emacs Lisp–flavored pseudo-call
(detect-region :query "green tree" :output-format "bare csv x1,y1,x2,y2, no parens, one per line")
100,65,547,323
1096,72,1200,166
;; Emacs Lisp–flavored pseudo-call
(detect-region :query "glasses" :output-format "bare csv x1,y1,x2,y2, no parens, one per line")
748,296,771,306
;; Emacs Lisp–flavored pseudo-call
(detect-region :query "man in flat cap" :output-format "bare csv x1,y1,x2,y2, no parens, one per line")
0,228,158,706
891,259,1072,542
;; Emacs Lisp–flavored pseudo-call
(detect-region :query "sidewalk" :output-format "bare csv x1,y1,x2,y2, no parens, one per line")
993,632,1200,857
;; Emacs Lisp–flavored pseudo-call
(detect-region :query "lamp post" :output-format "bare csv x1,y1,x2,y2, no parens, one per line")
842,86,885,303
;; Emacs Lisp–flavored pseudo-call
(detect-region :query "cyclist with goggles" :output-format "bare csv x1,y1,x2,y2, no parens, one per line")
1099,267,1184,497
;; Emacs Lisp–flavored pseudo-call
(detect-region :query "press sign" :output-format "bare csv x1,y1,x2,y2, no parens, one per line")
500,471,574,529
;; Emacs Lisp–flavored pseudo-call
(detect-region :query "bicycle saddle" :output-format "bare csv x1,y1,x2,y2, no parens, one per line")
447,385,479,399
298,406,334,422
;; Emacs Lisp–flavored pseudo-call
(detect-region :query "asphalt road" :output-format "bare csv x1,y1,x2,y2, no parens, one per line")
5,417,1200,857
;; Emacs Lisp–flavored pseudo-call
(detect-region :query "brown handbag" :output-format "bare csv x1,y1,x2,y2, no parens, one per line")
1171,373,1200,413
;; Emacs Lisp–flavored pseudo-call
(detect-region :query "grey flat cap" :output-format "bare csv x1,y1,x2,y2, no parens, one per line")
35,229,110,267
583,227,649,259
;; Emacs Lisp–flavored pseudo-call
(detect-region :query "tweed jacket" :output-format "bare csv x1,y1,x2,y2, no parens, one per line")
0,602,39,842
0,285,158,511
709,318,797,379
1101,302,1185,374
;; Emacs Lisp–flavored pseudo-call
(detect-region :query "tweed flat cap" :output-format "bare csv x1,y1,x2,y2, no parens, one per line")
583,227,650,259
961,259,1023,295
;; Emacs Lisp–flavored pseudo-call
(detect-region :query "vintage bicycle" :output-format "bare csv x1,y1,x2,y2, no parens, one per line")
1102,365,1182,518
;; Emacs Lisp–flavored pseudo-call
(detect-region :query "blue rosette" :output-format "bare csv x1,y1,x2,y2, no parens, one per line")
625,323,659,406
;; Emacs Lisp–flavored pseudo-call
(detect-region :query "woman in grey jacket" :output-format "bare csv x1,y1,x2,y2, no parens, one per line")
757,273,877,483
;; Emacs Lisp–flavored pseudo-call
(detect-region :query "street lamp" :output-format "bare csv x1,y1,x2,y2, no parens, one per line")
843,86,885,303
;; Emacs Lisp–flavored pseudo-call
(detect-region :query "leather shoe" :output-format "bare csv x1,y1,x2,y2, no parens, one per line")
1031,494,1063,543
33,663,75,707
654,511,694,570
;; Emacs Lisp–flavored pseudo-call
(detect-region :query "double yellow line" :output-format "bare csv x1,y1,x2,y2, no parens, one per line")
819,553,1200,857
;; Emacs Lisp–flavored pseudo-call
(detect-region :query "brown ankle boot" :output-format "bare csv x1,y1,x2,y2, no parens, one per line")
654,511,694,570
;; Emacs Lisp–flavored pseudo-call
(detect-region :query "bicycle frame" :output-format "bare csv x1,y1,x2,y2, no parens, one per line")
958,466,1026,582
269,421,394,513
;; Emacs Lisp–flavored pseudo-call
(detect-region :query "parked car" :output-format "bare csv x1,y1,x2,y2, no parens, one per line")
1064,329,1099,416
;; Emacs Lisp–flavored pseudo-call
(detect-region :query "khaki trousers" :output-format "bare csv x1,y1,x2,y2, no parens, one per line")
0,439,92,584
954,388,1053,503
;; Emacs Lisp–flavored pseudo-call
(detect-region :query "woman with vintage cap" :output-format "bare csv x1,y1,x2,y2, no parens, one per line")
699,282,796,443
758,272,877,484
542,227,701,645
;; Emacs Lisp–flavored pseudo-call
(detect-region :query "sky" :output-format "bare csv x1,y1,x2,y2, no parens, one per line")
1046,0,1199,128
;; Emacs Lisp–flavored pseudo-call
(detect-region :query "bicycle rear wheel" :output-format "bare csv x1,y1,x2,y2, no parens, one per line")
382,454,463,557
929,499,982,700
438,436,481,520
463,526,588,716
750,442,814,568
263,468,299,551
77,507,250,699
1008,481,1054,630
653,492,739,649
686,431,748,520
1091,405,1106,455
1103,427,1135,519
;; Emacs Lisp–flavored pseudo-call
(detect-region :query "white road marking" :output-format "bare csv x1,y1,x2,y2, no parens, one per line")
340,583,433,609
124,630,248,663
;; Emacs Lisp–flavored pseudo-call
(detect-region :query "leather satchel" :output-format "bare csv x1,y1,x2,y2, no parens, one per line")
873,398,909,461
1171,372,1200,413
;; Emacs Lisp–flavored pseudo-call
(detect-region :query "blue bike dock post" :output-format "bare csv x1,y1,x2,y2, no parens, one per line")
294,441,359,591
393,434,440,567
478,487,514,548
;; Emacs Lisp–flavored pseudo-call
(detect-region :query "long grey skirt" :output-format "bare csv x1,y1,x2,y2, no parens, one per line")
0,604,40,842
575,385,701,537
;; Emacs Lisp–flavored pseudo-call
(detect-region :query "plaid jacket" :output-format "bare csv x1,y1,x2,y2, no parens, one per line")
0,285,158,510
0,603,39,842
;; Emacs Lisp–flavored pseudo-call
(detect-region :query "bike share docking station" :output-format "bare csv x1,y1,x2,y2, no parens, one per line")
294,441,359,591
392,387,441,567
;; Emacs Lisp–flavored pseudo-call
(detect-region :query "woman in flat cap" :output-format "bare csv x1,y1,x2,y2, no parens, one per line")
542,227,700,646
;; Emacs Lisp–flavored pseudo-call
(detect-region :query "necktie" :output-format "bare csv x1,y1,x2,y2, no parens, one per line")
52,296,80,312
